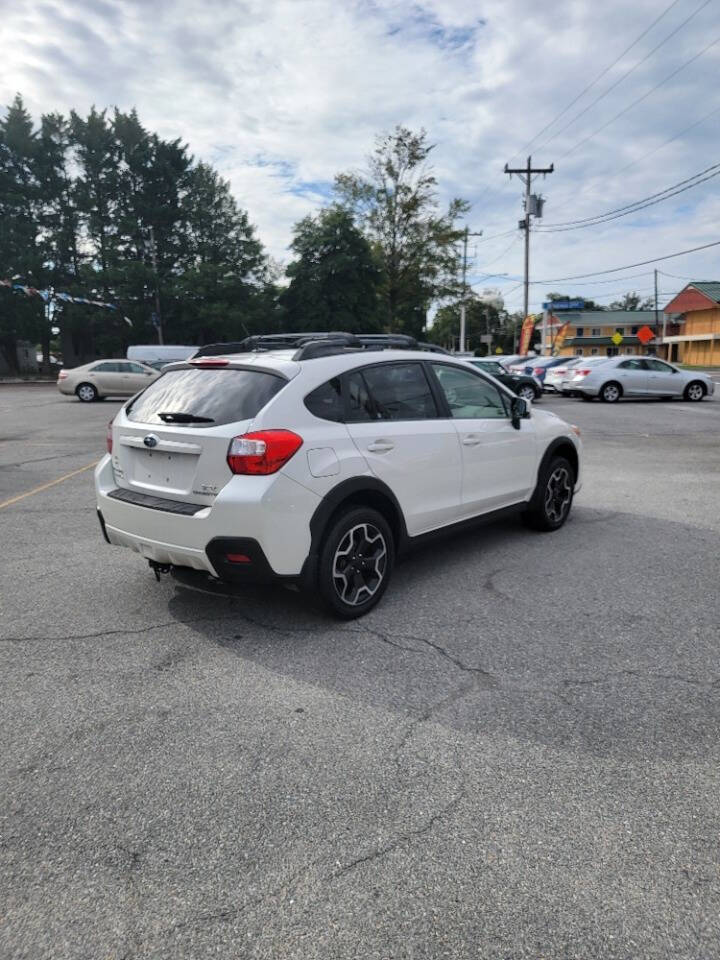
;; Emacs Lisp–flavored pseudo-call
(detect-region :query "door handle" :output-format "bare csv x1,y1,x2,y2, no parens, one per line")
367,440,394,453
462,435,482,446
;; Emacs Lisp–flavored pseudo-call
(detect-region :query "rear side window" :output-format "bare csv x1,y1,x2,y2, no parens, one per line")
305,377,344,422
361,363,438,421
126,368,285,426
346,371,376,422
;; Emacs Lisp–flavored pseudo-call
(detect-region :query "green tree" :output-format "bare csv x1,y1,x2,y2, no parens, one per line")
428,298,501,352
174,162,270,343
334,126,469,338
608,291,654,311
281,206,382,333
0,95,43,371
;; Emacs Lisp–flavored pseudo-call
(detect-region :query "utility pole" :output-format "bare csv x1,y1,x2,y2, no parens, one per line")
504,156,554,341
459,226,483,353
148,225,163,345
654,268,660,344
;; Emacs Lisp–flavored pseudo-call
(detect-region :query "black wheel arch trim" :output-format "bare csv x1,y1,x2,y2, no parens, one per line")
302,476,409,589
536,437,579,486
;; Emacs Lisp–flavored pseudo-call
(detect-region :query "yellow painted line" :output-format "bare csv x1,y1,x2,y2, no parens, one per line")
0,460,99,511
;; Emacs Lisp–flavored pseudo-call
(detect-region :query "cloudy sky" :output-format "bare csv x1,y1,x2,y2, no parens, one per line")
3,0,720,312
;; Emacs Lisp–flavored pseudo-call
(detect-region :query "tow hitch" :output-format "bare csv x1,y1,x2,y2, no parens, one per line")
148,559,171,582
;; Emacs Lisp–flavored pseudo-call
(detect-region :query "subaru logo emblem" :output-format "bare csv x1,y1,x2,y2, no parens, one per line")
143,434,158,448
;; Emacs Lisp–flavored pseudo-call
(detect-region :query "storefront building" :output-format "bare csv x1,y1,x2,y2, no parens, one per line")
660,282,720,366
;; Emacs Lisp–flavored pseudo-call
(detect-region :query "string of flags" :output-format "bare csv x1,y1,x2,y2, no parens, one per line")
0,279,119,310
1,279,133,325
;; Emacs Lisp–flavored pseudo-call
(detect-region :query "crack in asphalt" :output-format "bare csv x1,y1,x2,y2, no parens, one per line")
118,858,325,958
326,789,466,881
561,669,717,689
0,614,243,645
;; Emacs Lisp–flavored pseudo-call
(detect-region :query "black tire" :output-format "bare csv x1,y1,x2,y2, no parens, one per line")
600,381,622,403
76,382,98,402
316,506,394,619
522,455,575,532
684,380,706,402
580,394,593,402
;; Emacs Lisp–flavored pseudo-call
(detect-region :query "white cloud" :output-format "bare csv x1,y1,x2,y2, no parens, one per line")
3,0,719,308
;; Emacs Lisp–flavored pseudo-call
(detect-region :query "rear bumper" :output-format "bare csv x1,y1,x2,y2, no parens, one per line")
94,454,320,578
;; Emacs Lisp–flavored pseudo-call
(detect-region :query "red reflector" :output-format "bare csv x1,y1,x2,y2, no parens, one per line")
190,357,229,367
226,553,251,564
227,429,303,475
106,419,113,454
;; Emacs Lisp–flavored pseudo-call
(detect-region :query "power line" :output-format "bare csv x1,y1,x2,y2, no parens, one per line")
536,164,720,232
560,33,720,160
536,0,713,153
471,235,520,271
658,269,718,281
472,228,518,244
609,103,720,177
507,0,685,163
529,239,720,284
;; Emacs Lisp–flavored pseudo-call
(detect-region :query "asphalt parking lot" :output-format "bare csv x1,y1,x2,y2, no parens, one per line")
2,384,720,960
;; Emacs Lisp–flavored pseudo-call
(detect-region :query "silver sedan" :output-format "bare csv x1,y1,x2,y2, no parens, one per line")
563,356,715,402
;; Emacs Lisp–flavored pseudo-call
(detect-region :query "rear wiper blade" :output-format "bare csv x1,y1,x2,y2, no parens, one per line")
157,411,215,423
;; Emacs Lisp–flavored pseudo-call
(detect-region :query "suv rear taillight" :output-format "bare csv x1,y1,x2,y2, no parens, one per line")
58,370,68,380
533,367,544,375
227,430,303,475
106,419,114,454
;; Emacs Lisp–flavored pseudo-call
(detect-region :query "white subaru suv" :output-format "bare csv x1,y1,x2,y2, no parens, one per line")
95,333,582,618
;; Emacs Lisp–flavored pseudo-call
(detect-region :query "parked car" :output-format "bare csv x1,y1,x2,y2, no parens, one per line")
57,359,159,401
510,355,571,387
562,356,715,402
95,333,582,619
495,354,537,370
466,358,541,401
544,356,587,393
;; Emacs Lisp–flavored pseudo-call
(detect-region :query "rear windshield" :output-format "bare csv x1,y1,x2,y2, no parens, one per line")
125,367,285,426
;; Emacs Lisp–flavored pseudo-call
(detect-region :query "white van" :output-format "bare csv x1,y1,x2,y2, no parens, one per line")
126,344,196,370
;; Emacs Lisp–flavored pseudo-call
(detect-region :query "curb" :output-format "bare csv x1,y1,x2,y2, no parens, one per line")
0,379,57,386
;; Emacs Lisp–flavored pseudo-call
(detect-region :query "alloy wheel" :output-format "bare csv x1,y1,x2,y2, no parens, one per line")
544,466,572,523
602,383,620,402
687,383,704,401
518,385,535,401
332,522,387,607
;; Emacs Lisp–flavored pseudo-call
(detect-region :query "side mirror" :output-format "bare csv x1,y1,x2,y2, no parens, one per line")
511,396,529,428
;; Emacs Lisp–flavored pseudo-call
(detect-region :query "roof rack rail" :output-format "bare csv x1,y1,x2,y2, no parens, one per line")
193,332,452,361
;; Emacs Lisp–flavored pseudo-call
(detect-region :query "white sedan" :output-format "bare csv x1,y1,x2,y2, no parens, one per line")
562,356,715,403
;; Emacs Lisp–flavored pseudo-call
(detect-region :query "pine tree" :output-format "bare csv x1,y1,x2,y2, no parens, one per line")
0,95,43,371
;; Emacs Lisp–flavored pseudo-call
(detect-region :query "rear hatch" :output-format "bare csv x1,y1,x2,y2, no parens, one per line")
111,364,287,506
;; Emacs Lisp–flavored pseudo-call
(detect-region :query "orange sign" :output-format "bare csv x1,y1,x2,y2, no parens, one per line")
637,325,655,345
518,315,536,354
551,317,570,354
